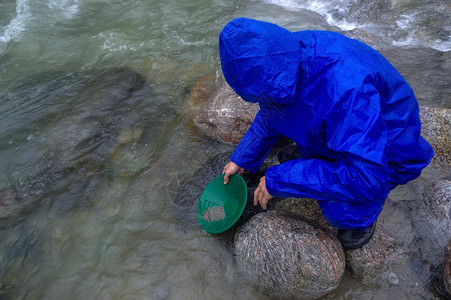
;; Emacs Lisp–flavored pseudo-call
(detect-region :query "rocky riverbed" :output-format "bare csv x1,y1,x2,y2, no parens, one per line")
188,41,451,299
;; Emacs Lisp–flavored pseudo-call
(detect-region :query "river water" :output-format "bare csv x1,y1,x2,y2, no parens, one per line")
0,0,450,299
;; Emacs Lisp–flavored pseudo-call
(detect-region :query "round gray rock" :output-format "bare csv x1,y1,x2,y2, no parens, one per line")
194,78,259,144
411,180,451,264
234,210,345,300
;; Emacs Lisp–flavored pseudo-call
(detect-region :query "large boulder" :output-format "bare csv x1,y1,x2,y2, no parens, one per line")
275,197,336,234
234,210,345,300
194,79,450,165
274,197,410,286
409,180,451,264
193,78,259,144
344,227,405,285
420,106,451,163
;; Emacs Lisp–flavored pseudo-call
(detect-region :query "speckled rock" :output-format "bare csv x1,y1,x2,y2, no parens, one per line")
409,180,451,264
444,240,451,295
347,0,389,23
234,210,345,300
194,77,450,160
345,29,392,51
274,197,336,234
194,78,259,144
420,106,451,163
344,226,405,285
275,197,410,286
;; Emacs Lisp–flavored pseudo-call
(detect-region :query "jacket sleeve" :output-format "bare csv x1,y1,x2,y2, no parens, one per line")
231,110,282,173
265,82,391,202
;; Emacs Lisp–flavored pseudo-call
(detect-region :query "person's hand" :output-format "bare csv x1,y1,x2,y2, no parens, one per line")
254,176,273,210
223,161,244,184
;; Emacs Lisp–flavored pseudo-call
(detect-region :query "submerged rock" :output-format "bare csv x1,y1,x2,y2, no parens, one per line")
117,126,144,145
172,151,273,230
0,189,34,219
234,210,345,300
3,68,151,216
183,74,217,121
0,285,17,300
194,78,259,144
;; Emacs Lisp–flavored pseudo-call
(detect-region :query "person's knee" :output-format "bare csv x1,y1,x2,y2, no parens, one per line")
318,198,385,230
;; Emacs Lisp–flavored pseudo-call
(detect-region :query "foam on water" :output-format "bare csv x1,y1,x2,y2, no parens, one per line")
94,32,150,52
0,0,32,44
172,32,210,47
261,0,358,30
262,0,451,51
0,0,82,54
47,0,80,19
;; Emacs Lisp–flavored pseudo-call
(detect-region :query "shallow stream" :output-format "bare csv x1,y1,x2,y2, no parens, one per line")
0,0,450,299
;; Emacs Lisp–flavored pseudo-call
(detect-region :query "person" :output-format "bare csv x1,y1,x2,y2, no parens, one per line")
220,18,434,249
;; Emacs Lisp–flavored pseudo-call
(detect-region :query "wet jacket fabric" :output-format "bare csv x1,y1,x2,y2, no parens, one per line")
219,18,434,229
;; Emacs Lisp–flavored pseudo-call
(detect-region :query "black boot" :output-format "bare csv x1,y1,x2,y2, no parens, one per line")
337,220,377,249
278,145,301,163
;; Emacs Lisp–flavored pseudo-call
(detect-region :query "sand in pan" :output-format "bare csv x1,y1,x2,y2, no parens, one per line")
203,205,225,222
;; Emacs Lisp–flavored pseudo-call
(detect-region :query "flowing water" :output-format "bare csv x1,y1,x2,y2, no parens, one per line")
0,0,450,299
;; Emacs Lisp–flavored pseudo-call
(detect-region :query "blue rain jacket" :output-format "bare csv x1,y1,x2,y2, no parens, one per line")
219,18,434,229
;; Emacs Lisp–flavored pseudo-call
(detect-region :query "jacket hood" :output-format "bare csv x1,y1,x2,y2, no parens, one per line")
219,18,301,104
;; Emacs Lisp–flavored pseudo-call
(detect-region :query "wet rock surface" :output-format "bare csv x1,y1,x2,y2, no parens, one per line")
420,106,451,163
190,72,450,298
344,226,406,286
275,197,337,233
337,32,451,109
381,48,451,108
347,0,390,23
193,78,259,144
274,197,412,287
409,180,451,264
234,210,345,300
194,83,450,158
